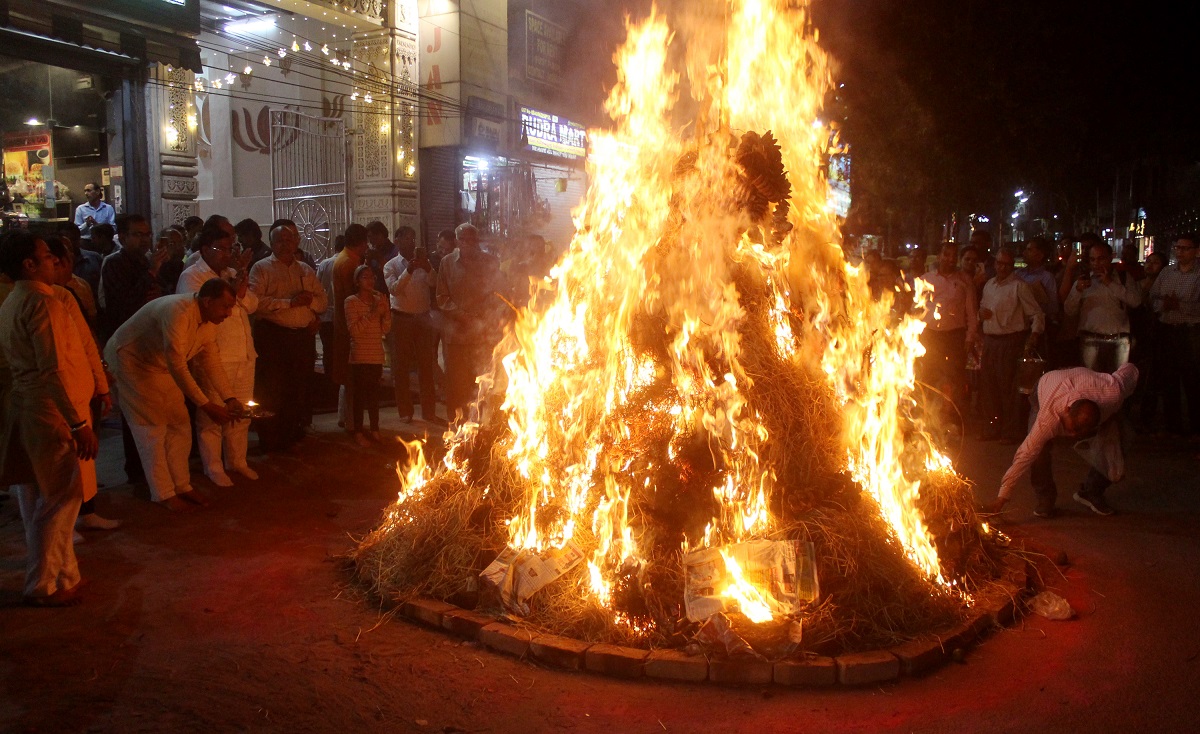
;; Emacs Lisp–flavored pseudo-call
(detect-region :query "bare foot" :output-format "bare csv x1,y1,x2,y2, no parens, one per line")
24,580,85,607
178,489,212,507
159,496,194,512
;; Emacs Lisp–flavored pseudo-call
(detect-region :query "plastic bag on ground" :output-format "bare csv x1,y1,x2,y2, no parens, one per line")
1029,590,1074,620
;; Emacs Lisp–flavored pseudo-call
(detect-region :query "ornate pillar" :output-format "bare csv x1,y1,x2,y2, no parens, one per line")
146,64,200,230
351,0,419,235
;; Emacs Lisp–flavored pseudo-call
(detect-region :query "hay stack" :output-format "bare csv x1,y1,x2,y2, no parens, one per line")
352,129,1012,658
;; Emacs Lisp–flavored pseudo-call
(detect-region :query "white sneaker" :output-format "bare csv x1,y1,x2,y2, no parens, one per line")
76,513,121,530
229,464,259,480
206,471,234,487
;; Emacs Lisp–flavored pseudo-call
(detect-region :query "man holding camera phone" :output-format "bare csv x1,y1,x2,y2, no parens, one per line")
1064,236,1140,372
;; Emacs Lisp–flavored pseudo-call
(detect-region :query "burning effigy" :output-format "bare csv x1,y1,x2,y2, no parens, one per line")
354,0,1010,658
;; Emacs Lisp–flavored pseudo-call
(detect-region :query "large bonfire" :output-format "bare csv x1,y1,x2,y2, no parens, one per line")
355,0,1009,656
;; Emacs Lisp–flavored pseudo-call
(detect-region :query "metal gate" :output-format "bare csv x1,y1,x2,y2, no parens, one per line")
270,110,349,260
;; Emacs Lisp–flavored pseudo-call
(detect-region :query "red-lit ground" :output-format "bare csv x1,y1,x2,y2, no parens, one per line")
2,412,1198,733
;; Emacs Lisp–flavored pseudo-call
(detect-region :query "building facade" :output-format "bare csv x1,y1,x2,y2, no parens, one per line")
192,0,419,257
1,0,202,231
417,0,592,253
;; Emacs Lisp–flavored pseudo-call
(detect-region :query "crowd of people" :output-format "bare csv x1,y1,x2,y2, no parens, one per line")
867,229,1200,517
0,207,551,606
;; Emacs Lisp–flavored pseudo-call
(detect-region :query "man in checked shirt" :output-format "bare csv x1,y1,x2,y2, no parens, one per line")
985,363,1138,518
249,220,328,451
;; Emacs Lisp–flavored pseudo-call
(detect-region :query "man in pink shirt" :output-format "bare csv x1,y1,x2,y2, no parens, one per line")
986,363,1138,518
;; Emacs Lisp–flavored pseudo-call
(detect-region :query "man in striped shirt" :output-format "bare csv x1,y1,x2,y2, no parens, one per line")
986,363,1138,518
1148,233,1200,435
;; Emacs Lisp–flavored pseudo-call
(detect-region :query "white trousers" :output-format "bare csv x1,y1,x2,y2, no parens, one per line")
197,360,255,475
125,418,192,502
12,400,84,597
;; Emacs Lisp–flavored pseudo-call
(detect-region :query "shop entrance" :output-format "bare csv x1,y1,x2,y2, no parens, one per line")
0,59,116,234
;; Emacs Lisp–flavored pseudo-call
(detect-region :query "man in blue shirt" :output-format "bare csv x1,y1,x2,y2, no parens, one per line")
73,182,115,251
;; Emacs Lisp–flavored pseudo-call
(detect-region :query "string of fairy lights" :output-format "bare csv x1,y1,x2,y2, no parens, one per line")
178,13,467,120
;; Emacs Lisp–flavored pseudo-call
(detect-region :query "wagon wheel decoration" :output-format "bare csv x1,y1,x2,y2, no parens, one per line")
290,199,332,258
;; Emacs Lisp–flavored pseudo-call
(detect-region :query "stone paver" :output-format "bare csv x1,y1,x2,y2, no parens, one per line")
836,650,900,685
529,634,591,670
585,644,648,678
774,656,837,686
644,649,709,682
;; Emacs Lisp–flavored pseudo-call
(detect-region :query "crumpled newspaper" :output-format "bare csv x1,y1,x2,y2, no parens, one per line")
683,539,819,622
479,542,585,616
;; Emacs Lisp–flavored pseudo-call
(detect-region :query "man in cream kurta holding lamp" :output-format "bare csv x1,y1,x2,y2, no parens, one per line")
104,281,242,511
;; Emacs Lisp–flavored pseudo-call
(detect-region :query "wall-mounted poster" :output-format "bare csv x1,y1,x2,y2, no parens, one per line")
3,132,54,218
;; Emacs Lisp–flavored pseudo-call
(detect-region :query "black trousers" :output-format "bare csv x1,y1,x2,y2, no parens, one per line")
980,331,1028,439
391,311,437,419
918,327,967,408
350,364,382,431
444,342,489,422
120,418,144,483
1160,323,1200,435
253,320,316,450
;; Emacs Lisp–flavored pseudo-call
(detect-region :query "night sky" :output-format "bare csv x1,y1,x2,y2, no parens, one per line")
566,0,1198,238
813,0,1198,232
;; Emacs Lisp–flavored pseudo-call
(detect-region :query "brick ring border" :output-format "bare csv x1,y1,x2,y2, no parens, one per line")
393,557,1031,687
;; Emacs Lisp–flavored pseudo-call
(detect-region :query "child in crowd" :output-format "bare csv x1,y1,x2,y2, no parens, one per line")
344,264,392,446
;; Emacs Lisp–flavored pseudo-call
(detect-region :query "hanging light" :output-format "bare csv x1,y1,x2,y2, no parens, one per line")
278,48,287,58
225,73,237,84
292,39,300,52
350,91,358,100
213,79,223,89
304,41,312,51
364,93,373,103
263,55,272,66
243,65,253,74
321,43,330,55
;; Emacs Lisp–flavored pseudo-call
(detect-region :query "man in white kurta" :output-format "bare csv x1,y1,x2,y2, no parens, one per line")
177,219,259,485
0,234,100,603
103,283,240,510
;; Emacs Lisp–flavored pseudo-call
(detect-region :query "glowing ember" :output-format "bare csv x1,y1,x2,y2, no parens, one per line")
373,0,978,636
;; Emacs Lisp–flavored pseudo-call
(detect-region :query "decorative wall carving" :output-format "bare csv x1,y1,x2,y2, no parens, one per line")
396,32,418,180
163,66,194,156
169,201,197,225
311,0,383,24
353,34,393,184
349,22,419,231
162,176,199,199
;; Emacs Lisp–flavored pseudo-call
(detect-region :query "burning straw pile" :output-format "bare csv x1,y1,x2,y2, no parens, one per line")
354,0,1012,659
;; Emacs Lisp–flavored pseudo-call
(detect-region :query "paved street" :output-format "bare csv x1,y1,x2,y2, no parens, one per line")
2,415,1198,733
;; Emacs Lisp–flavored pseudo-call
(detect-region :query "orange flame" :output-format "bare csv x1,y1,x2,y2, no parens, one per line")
407,0,954,621
718,549,774,623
